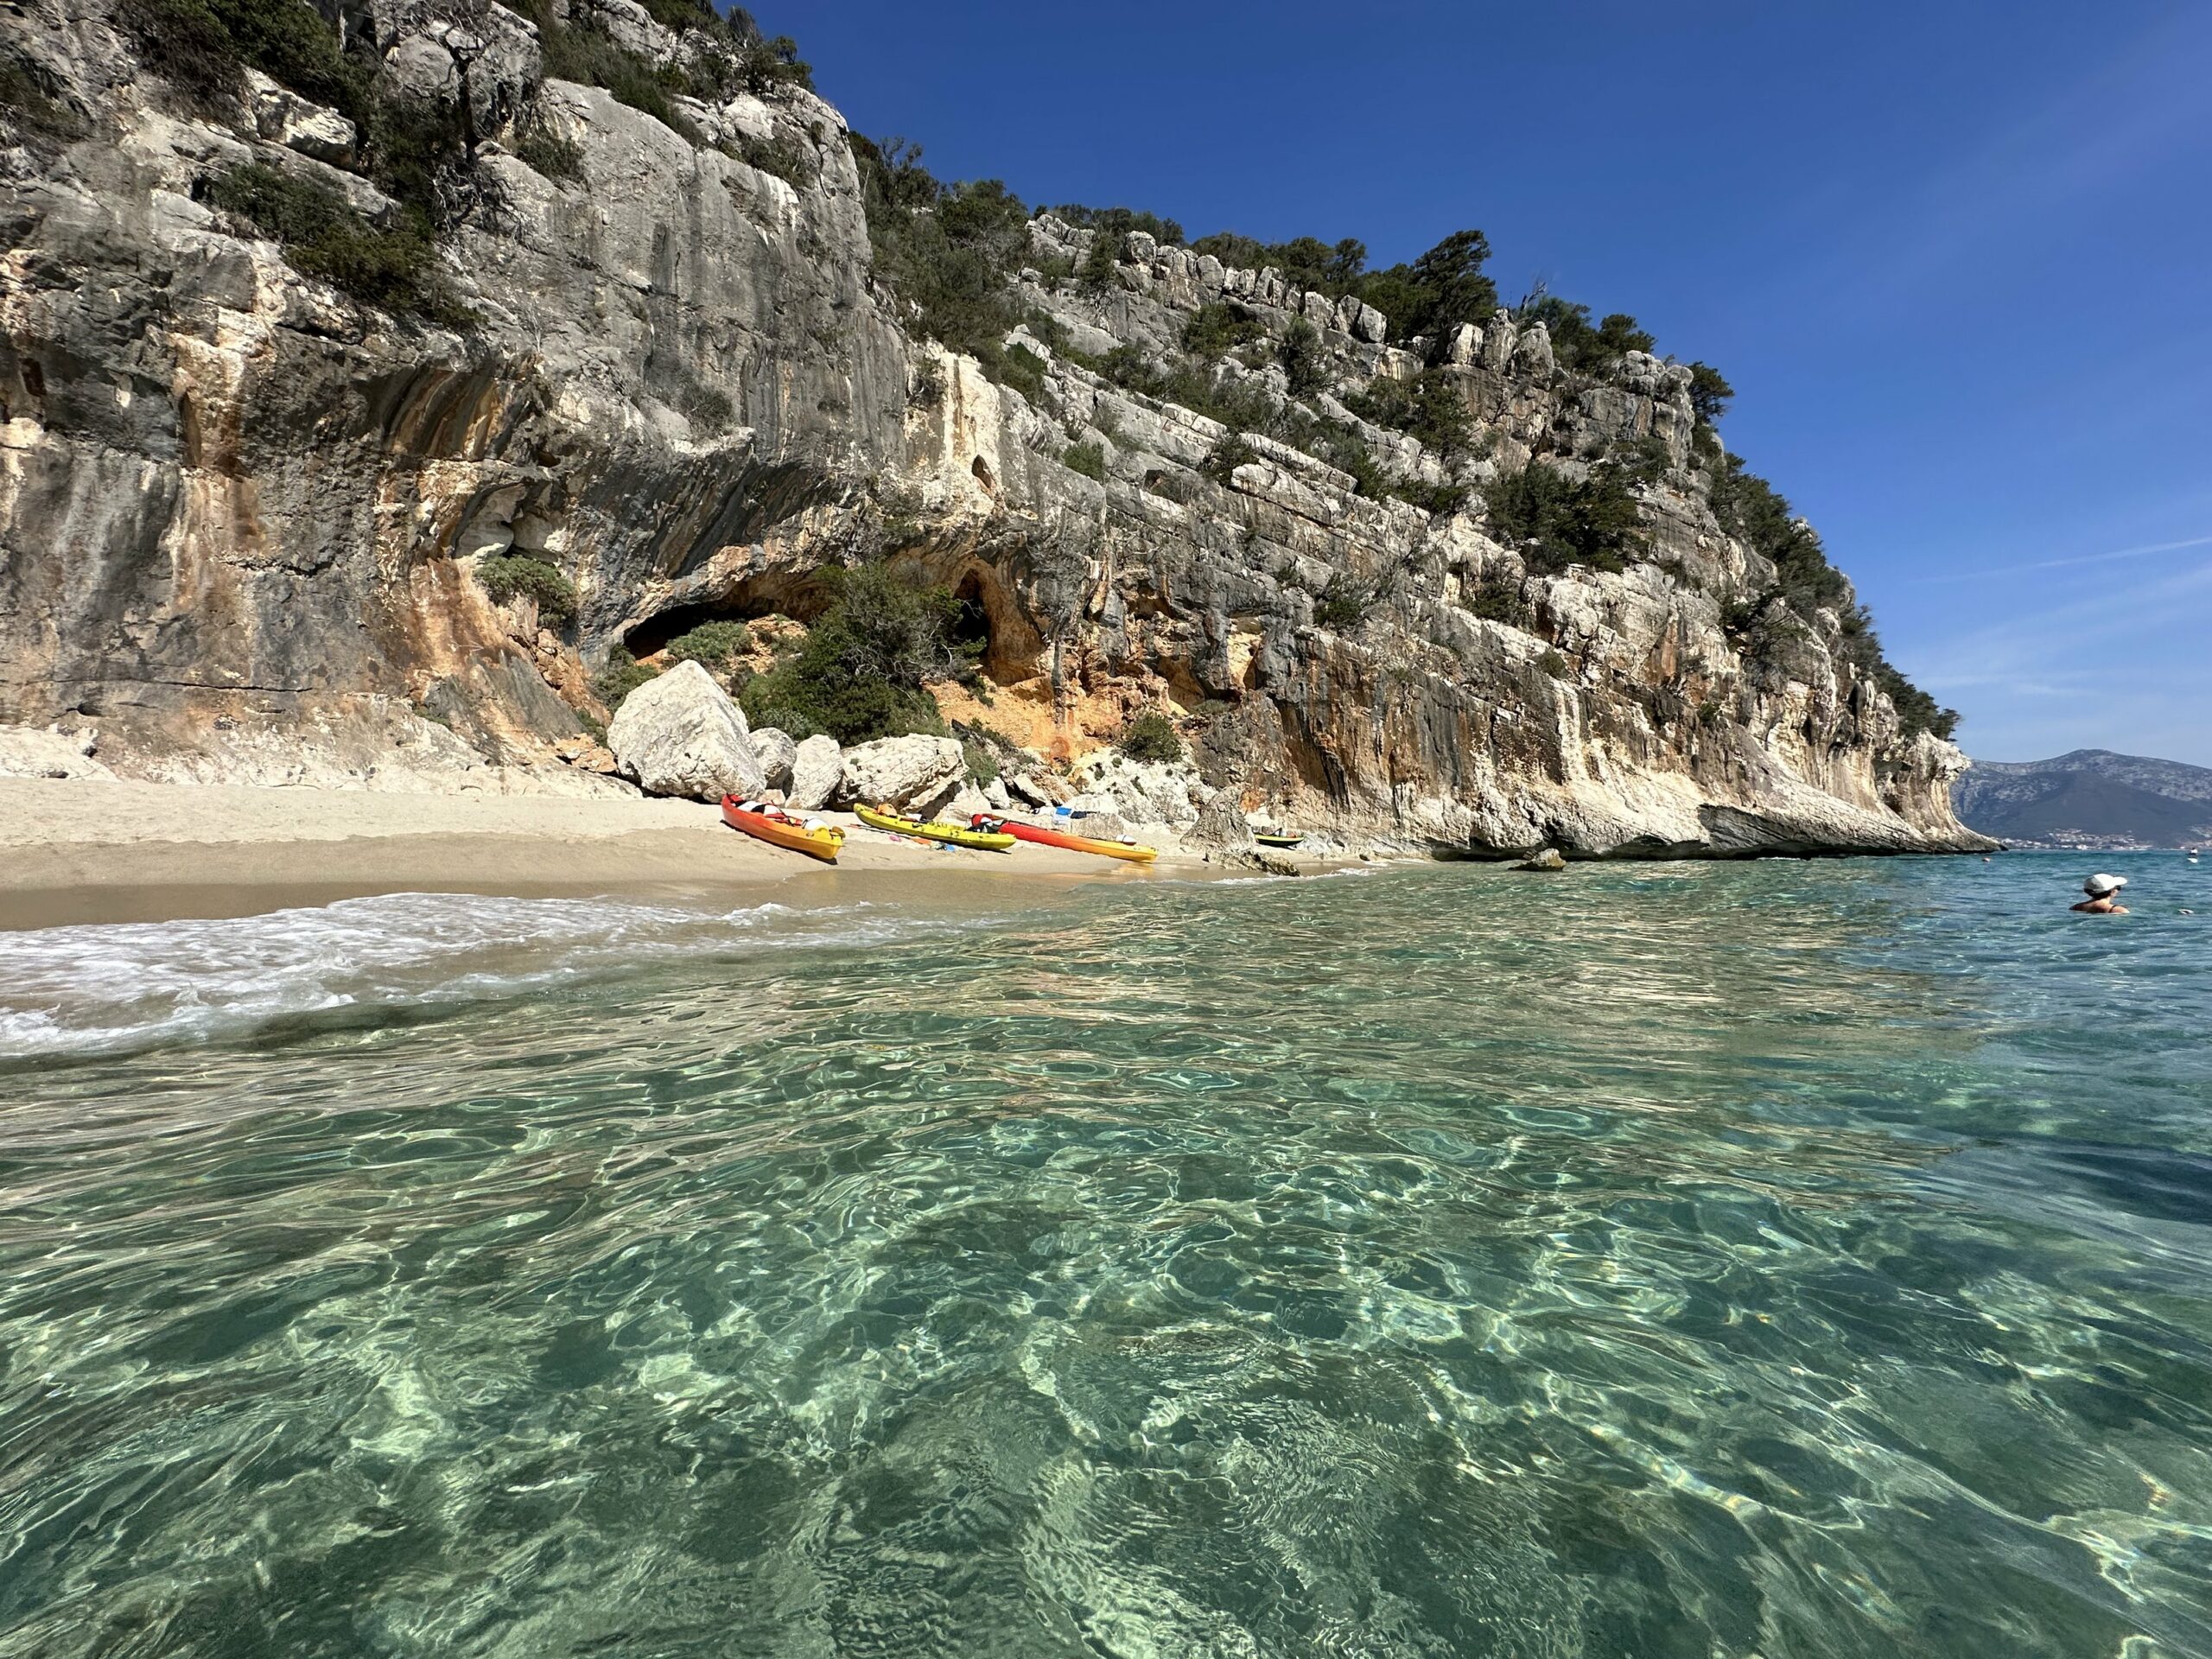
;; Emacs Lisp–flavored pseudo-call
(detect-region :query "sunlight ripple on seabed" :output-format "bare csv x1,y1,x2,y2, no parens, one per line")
0,855,2208,1656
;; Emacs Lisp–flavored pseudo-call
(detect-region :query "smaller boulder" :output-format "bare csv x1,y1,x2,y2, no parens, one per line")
1513,848,1567,872
786,734,842,810
751,728,797,791
838,734,964,811
943,783,992,823
606,659,765,801
1183,792,1255,851
982,777,1011,810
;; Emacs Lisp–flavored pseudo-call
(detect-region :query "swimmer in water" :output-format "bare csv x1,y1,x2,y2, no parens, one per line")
2071,873,2129,914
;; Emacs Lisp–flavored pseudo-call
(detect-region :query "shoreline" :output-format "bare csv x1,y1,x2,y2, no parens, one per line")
0,779,1215,931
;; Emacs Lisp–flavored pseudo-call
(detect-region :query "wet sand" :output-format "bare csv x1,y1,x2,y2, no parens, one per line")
0,780,1198,930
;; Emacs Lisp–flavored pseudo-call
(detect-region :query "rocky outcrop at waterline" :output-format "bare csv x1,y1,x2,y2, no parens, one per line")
0,0,1992,855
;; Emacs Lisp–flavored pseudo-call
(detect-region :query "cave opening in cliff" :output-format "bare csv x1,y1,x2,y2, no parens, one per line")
620,575,833,658
951,576,992,669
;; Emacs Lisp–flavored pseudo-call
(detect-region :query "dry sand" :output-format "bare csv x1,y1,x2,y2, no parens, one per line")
0,779,1198,929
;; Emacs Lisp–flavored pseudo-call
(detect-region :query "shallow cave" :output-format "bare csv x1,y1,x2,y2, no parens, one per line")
620,575,832,658
944,567,1043,685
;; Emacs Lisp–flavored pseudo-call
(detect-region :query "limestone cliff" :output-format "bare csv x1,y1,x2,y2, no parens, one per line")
0,0,1989,852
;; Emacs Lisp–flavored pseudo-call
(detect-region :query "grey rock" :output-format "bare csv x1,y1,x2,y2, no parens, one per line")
838,735,963,811
943,783,992,823
751,727,797,791
606,661,765,801
1353,301,1388,344
982,776,1011,810
245,68,357,165
1511,322,1556,378
786,734,843,811
1513,848,1568,872
0,725,118,781
1184,791,1255,851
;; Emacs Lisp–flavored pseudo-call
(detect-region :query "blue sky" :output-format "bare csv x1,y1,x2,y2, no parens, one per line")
774,2,2212,765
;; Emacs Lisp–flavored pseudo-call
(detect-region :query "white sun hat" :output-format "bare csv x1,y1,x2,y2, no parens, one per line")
2084,873,2128,896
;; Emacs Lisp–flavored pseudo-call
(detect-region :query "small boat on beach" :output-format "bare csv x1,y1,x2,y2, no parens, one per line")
721,797,844,862
1252,830,1304,849
855,803,1016,851
972,813,1157,862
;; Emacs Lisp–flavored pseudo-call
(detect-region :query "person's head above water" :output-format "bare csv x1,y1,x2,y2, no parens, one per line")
2072,873,2131,913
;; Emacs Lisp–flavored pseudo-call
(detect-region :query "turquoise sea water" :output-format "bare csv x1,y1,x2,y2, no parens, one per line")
1,852,2208,1657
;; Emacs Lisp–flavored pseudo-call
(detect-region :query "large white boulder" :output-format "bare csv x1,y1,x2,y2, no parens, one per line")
838,734,963,811
606,659,765,800
786,734,843,810
1069,751,1208,826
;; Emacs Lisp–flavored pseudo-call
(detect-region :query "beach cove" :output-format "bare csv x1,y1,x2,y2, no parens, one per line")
0,779,1224,932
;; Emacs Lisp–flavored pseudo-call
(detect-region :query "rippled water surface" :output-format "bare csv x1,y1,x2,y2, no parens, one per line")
3,855,2209,1656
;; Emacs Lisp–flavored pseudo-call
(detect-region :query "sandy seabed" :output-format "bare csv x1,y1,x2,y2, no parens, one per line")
0,779,1202,930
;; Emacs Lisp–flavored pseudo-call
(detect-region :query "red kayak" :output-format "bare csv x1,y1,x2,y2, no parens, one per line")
971,813,1157,863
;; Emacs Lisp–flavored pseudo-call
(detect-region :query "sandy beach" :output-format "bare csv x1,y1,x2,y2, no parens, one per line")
0,779,1198,930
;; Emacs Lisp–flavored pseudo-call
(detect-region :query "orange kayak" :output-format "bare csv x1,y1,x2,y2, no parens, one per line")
722,796,844,862
972,813,1157,862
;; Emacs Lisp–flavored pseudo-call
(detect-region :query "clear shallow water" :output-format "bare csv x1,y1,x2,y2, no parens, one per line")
1,854,2209,1657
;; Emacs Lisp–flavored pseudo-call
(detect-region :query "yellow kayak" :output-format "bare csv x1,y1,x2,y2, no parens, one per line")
855,802,1017,852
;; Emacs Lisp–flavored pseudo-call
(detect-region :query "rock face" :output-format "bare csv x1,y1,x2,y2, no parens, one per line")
786,734,843,811
605,662,764,801
0,0,1989,857
839,735,963,813
0,724,117,780
750,728,798,793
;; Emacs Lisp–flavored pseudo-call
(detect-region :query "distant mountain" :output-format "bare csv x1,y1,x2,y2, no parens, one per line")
1958,750,2212,849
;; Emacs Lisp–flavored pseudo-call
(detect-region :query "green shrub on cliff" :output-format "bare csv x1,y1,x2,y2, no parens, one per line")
118,0,368,119
1062,442,1107,481
1878,666,1959,741
1313,572,1376,630
206,164,463,321
1279,321,1328,397
1052,204,1185,247
475,555,578,626
1485,463,1643,575
533,16,697,141
849,137,1046,389
1341,367,1471,457
1116,711,1185,764
1186,227,1498,348
1180,302,1266,360
592,647,659,709
1516,296,1654,375
736,564,972,746
1707,456,1956,738
513,124,585,183
664,620,750,669
1688,361,1734,424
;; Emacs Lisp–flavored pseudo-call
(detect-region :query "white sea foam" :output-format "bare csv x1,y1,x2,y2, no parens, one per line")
0,892,967,1059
